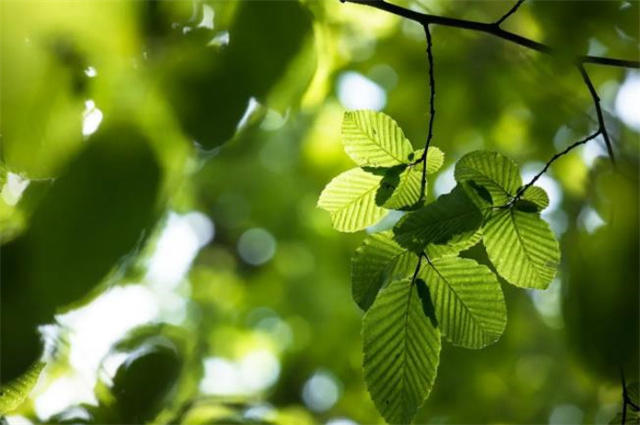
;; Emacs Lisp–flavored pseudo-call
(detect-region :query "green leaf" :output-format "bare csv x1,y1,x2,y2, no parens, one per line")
483,209,560,289
166,0,313,148
0,361,45,414
1,123,161,381
420,257,506,349
393,185,483,254
454,151,521,205
351,231,416,310
519,185,549,211
110,340,182,424
342,110,414,167
317,167,386,232
380,147,445,210
363,279,441,424
461,180,493,212
424,228,483,260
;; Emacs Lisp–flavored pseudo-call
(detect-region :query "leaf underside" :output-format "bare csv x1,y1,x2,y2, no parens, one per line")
342,110,414,167
352,231,416,311
363,279,441,425
317,167,386,232
483,209,560,289
420,257,506,349
455,151,521,205
394,185,482,254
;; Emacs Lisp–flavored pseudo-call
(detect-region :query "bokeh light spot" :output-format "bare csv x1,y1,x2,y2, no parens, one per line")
237,228,277,265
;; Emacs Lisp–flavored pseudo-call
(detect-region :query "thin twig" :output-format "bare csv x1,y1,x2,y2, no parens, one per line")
510,131,600,203
495,0,526,27
414,23,437,202
340,0,640,69
578,63,615,163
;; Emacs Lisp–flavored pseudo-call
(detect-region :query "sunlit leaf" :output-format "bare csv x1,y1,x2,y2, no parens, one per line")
317,167,386,232
0,361,44,414
519,185,550,211
455,151,521,205
483,209,560,289
424,228,483,260
351,231,416,310
393,185,482,253
363,279,440,424
342,110,414,167
420,257,506,349
380,147,444,210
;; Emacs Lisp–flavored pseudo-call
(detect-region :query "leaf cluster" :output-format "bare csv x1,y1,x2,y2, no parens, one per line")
318,110,561,424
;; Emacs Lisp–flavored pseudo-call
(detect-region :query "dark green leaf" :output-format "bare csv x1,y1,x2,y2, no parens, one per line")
351,231,416,310
393,185,482,254
0,123,160,381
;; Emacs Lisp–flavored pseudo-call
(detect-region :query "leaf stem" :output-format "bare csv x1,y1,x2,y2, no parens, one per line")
511,130,601,203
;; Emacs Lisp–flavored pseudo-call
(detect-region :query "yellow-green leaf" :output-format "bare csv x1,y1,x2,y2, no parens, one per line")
483,209,560,289
342,110,414,167
317,167,386,232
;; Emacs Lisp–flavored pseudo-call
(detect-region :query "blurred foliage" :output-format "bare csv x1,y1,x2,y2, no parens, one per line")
0,0,638,424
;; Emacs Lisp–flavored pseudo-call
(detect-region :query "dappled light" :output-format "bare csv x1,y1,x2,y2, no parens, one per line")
1,0,638,424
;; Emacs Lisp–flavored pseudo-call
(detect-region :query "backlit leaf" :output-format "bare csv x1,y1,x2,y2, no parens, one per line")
381,147,444,210
317,167,386,232
483,209,560,289
342,110,414,167
0,361,45,414
519,185,549,211
420,257,506,349
455,151,521,205
351,231,415,310
363,279,440,424
393,185,482,253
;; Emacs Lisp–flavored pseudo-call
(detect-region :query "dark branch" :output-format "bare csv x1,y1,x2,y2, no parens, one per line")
415,24,436,201
578,63,615,162
342,0,634,207
495,0,526,26
423,24,436,157
341,0,640,69
513,131,600,201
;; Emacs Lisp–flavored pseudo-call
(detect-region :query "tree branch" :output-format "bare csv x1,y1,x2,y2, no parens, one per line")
621,367,628,424
578,63,615,162
340,0,640,69
342,0,635,205
414,24,436,202
495,0,526,27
